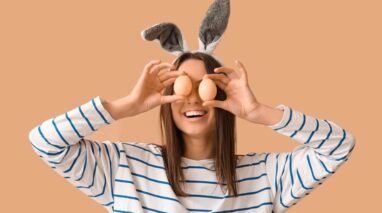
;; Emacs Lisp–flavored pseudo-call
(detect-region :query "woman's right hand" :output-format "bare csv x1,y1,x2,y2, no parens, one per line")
104,60,186,120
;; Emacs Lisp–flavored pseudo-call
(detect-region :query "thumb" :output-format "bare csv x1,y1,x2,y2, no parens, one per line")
202,100,226,110
160,95,185,104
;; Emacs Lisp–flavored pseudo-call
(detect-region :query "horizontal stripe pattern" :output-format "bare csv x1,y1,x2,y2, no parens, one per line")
29,96,118,212
265,104,356,212
29,98,355,213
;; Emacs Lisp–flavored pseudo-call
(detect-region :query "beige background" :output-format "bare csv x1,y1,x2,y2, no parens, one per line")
1,0,380,212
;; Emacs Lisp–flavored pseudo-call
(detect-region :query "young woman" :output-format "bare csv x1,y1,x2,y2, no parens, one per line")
29,52,356,213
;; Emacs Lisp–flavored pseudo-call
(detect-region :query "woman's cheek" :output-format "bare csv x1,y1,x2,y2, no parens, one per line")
171,104,183,127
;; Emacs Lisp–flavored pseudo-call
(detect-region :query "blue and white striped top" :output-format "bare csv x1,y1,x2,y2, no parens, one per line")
28,96,356,213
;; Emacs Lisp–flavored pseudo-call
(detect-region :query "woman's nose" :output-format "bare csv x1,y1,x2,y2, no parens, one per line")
185,84,202,104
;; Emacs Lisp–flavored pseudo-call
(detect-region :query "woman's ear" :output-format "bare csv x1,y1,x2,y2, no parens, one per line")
141,22,189,56
198,0,230,55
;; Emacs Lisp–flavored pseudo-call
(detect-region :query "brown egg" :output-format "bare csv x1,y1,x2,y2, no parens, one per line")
173,74,192,96
198,78,217,101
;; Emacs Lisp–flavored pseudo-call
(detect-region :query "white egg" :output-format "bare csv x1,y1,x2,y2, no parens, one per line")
173,74,192,96
198,78,217,101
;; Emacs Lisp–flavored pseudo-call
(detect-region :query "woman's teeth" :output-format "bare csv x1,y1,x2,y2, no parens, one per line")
184,111,207,118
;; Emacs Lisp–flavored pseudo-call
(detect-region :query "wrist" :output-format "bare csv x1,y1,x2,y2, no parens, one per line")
246,103,284,126
104,95,136,120
245,102,264,124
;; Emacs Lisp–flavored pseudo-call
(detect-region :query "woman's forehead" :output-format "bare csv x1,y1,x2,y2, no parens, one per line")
178,59,207,81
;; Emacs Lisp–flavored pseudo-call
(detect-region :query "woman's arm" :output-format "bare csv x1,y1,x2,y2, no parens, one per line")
253,104,356,212
103,95,139,120
28,96,119,209
244,103,285,126
28,60,184,210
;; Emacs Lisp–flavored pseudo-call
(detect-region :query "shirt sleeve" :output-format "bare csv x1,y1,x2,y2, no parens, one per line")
28,96,120,210
264,104,356,213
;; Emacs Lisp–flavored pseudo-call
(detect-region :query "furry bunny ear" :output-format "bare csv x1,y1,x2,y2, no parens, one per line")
198,0,230,55
141,22,189,56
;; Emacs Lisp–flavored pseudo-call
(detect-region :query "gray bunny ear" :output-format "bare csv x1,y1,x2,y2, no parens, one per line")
141,22,189,56
198,0,230,54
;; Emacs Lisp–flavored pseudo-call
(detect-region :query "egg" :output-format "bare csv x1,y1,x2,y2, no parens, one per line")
173,74,192,96
198,78,217,101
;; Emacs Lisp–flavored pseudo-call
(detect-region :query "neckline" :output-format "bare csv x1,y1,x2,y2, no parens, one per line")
181,156,214,163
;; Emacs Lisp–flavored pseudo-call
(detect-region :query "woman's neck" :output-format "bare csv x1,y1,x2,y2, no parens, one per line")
182,132,216,160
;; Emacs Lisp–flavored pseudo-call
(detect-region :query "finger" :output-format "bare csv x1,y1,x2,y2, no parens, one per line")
203,75,227,90
161,76,178,88
158,65,177,76
204,73,230,85
158,70,184,82
161,94,185,105
214,67,238,78
144,59,161,74
151,62,174,75
160,73,187,90
202,100,228,111
150,63,175,75
214,80,227,91
235,60,248,78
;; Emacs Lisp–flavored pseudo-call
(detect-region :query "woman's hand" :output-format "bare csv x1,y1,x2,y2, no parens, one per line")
202,60,263,122
106,60,186,119
128,60,186,115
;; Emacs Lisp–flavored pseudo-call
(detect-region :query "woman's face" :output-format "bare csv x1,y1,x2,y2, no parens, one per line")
170,59,216,138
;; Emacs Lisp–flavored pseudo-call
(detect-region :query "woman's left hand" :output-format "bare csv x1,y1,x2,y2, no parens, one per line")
202,60,262,122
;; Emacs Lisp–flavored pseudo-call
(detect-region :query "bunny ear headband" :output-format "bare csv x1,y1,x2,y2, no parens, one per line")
140,0,230,65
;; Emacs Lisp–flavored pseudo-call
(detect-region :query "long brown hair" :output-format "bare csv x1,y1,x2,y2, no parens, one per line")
158,51,239,197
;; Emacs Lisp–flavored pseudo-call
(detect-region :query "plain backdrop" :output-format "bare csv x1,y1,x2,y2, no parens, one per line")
1,0,380,212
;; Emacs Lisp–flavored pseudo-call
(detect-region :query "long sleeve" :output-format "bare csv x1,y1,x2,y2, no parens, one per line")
28,96,119,211
264,104,356,213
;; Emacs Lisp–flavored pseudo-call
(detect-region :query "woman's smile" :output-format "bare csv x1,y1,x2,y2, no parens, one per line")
183,110,209,122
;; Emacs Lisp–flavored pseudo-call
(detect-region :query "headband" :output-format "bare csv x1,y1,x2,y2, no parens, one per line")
140,0,230,65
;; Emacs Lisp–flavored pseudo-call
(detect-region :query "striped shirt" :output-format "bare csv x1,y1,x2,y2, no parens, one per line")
28,96,356,213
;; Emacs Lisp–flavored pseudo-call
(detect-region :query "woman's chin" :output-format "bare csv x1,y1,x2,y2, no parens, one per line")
182,127,209,137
